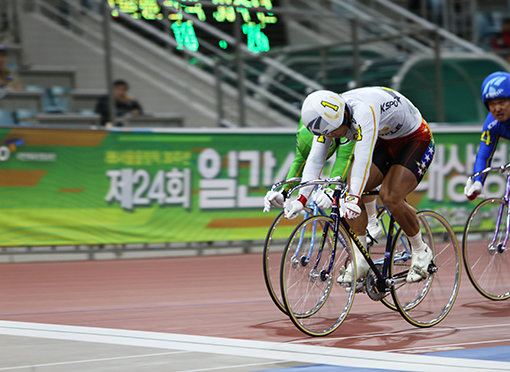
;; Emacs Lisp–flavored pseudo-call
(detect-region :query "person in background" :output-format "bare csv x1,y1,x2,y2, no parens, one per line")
0,45,23,91
95,79,143,126
465,71,510,200
492,18,510,64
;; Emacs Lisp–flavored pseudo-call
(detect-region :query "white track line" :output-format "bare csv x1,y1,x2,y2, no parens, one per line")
0,351,188,371
176,361,290,372
0,321,509,372
387,338,510,353
290,322,510,344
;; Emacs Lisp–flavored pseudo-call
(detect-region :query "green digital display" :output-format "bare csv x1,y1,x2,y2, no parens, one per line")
107,0,285,53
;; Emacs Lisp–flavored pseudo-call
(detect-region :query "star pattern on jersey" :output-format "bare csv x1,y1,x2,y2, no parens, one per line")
416,160,427,176
416,145,435,177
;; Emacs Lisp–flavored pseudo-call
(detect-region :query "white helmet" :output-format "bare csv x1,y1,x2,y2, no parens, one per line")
301,90,359,140
301,90,347,135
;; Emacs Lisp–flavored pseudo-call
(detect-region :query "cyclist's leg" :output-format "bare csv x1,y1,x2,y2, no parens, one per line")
338,165,384,284
379,164,419,236
378,124,435,282
361,165,386,244
364,194,383,241
351,164,384,236
380,165,433,282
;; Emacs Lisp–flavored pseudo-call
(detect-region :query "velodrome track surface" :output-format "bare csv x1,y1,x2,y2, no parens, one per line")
1,253,510,371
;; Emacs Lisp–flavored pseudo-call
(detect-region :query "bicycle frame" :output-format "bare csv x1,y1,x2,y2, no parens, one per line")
286,178,405,292
366,193,411,266
336,191,400,291
496,174,510,249
281,178,460,333
469,163,510,251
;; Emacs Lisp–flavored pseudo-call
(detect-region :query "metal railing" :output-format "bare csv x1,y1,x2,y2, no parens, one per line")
8,0,496,126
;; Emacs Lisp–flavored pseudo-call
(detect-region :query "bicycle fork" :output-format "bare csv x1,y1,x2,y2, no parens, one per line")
490,200,510,255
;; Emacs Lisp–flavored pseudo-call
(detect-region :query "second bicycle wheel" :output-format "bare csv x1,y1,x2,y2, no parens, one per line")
280,215,356,336
263,210,311,314
391,210,461,327
463,198,510,300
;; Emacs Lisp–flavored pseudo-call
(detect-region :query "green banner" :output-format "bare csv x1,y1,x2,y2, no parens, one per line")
0,126,495,246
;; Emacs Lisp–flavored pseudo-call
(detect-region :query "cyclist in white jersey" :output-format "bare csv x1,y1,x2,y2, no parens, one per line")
284,87,435,283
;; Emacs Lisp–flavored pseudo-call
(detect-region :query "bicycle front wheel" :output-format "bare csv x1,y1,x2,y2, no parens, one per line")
280,215,355,336
263,211,308,314
391,210,461,327
463,198,510,300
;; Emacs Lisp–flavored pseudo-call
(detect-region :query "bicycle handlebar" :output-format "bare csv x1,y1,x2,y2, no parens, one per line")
270,177,301,192
286,177,349,198
469,162,510,180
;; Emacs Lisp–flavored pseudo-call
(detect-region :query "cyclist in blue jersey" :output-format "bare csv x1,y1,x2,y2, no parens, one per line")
465,71,510,200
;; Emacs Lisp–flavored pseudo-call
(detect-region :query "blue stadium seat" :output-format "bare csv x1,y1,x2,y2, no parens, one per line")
25,84,70,113
0,109,15,125
14,109,37,126
47,85,70,113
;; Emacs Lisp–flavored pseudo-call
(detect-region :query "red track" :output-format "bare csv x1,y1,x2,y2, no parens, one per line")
1,253,509,353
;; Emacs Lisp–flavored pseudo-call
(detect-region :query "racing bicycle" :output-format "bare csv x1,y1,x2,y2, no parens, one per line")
463,163,510,300
263,178,397,315
279,177,461,336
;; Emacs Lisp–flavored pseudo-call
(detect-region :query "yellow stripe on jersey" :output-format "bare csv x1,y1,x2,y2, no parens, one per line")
354,105,377,196
340,141,355,181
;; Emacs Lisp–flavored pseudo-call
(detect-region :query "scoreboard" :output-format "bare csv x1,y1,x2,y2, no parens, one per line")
107,0,287,53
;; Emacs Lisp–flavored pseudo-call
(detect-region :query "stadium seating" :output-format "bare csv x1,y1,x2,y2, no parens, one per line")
14,109,38,126
70,89,105,114
18,66,75,88
122,113,184,128
398,56,505,123
0,109,15,125
0,90,43,112
36,112,101,126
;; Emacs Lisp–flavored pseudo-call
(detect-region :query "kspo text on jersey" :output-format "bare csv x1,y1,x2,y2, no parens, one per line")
380,95,402,113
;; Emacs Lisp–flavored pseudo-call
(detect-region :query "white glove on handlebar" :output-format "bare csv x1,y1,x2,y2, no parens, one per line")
341,194,361,219
263,190,285,212
314,188,334,209
464,178,483,201
284,195,307,219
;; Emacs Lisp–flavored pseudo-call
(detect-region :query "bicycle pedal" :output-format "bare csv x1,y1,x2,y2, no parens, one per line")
428,262,438,274
355,280,366,293
339,280,365,293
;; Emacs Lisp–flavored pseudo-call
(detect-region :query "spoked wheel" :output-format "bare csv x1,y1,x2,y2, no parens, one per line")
263,211,310,314
391,210,460,327
280,215,355,336
462,198,510,300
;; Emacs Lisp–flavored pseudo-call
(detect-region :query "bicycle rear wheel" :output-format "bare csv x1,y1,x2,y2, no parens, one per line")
263,211,308,314
391,210,460,327
462,198,510,300
280,215,355,336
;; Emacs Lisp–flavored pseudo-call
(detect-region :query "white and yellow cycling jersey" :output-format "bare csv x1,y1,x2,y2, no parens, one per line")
300,86,424,199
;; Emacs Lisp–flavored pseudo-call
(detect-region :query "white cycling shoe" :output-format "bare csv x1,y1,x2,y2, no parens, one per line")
366,216,383,242
337,252,370,285
406,245,433,283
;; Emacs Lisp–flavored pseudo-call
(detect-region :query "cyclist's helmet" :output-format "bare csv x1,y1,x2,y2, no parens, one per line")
481,71,510,105
301,90,360,141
